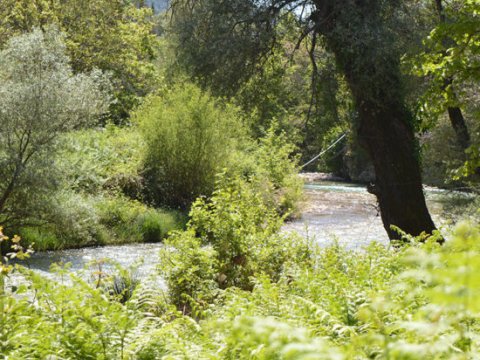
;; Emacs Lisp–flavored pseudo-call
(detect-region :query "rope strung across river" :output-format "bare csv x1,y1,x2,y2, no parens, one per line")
301,133,347,169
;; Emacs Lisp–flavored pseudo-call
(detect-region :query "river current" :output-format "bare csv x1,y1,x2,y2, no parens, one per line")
17,179,476,280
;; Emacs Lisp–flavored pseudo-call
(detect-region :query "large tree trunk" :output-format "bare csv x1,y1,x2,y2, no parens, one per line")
355,99,437,239
313,0,437,239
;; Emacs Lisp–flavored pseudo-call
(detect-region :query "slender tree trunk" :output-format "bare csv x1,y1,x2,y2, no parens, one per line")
447,101,471,152
435,0,471,156
313,0,437,239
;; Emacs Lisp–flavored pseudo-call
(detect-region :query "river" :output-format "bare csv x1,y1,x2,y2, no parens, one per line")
18,179,476,280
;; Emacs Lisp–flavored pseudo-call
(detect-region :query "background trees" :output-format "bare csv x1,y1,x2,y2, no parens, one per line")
170,0,438,239
0,0,476,245
412,0,480,181
0,0,158,122
0,27,110,228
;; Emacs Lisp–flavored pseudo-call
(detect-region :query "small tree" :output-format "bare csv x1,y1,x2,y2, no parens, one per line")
0,27,110,227
137,83,244,209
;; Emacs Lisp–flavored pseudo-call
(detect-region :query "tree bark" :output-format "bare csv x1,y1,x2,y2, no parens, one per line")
447,103,471,153
435,0,471,156
312,0,437,239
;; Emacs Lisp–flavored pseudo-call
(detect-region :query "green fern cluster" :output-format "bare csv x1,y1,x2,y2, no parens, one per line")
1,221,479,359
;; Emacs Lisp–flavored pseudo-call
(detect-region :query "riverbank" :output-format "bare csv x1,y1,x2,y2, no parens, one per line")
299,172,347,183
18,177,475,276
16,200,187,252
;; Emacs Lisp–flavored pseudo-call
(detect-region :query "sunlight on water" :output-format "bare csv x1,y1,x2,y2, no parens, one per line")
20,180,476,279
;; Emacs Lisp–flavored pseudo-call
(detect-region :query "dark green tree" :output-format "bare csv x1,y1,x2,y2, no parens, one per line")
170,0,438,240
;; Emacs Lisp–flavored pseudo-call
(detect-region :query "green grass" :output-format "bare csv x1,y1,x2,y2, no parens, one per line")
19,194,186,251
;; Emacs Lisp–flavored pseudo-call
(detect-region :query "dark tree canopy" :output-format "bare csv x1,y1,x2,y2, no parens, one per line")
171,0,283,95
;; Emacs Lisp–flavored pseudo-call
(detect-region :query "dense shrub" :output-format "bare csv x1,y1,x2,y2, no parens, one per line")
57,125,145,197
247,124,303,217
95,196,184,244
159,173,312,311
136,83,245,209
20,193,184,250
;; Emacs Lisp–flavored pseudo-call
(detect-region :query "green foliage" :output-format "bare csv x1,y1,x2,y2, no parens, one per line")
318,125,348,177
57,126,145,196
245,124,303,217
19,193,184,250
137,83,245,209
44,191,104,248
170,0,277,95
160,173,311,311
17,123,185,251
410,0,480,111
160,230,219,314
2,222,480,358
95,195,184,244
0,27,110,229
1,266,138,359
420,116,475,188
407,0,480,182
233,44,310,138
0,0,158,122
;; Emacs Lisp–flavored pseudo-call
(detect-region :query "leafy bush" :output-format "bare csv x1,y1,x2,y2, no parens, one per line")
160,173,312,311
225,122,303,218
18,191,105,250
160,229,219,314
249,123,303,217
57,125,145,196
43,191,104,249
95,196,185,244
20,193,184,250
136,83,245,209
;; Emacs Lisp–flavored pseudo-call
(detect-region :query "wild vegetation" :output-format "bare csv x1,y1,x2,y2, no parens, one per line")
1,208,479,358
0,0,479,358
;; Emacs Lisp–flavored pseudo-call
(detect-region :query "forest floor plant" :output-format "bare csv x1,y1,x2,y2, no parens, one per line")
1,215,479,358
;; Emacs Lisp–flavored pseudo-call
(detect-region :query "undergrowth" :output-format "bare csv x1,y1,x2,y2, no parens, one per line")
1,174,479,359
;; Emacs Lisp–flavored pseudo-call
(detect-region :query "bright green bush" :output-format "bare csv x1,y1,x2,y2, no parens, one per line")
95,196,185,244
249,123,303,217
159,229,219,314
225,122,303,218
160,173,312,311
136,83,245,209
137,209,181,243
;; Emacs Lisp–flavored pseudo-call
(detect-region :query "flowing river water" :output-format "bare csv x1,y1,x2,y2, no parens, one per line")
17,178,476,281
